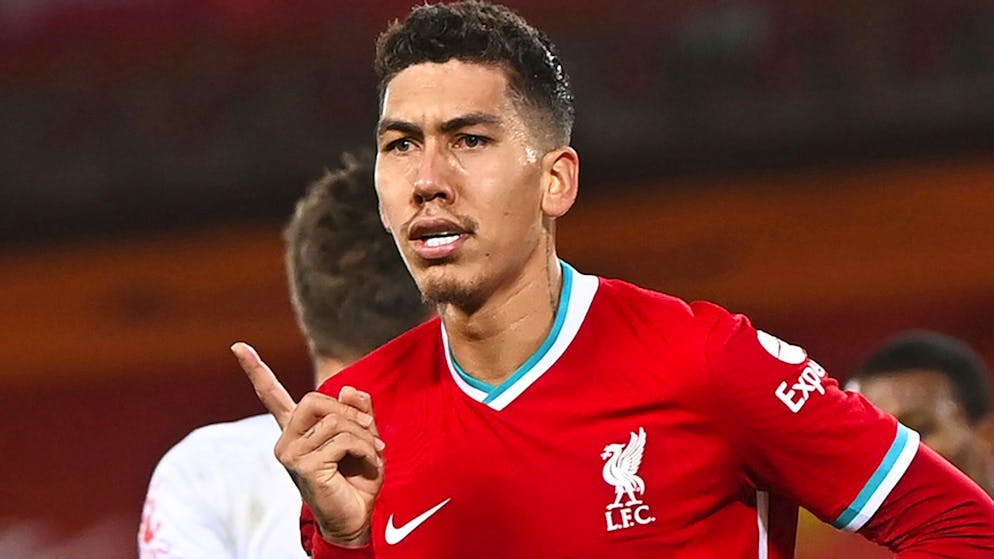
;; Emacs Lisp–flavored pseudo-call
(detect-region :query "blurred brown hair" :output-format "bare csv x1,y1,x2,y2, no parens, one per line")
284,150,428,361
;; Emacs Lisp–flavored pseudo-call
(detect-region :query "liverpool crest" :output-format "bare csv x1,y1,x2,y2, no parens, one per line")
600,427,656,531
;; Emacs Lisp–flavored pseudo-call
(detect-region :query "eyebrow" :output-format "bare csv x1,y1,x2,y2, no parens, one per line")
439,112,502,134
376,119,422,139
376,112,503,138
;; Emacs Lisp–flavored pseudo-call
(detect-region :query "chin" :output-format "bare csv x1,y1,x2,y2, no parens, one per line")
416,267,484,310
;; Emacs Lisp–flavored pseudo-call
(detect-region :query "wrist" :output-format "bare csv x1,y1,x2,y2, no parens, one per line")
318,524,371,548
311,530,374,559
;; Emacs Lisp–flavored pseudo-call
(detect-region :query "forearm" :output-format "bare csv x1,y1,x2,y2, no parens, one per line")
859,444,994,558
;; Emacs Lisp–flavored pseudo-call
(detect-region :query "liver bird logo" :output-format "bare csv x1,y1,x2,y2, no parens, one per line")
600,427,647,509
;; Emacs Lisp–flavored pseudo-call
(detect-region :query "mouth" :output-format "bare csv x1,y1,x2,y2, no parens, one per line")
422,233,462,248
407,218,471,261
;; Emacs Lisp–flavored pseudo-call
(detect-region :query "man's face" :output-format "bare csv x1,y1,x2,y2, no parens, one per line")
856,369,984,479
374,60,551,309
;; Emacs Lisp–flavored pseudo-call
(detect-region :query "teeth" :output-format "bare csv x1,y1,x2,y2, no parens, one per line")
424,234,460,248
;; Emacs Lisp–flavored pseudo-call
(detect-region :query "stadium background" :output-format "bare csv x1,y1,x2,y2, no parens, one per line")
1,1,993,557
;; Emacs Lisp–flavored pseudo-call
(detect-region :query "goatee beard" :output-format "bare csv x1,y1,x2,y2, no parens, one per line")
419,277,485,313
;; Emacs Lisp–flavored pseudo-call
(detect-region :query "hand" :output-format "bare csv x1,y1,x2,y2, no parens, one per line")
231,342,384,546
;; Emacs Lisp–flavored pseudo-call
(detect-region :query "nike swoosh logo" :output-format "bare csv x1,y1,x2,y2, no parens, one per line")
384,498,451,545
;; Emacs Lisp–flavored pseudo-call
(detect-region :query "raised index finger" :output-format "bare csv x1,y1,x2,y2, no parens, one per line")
231,342,295,429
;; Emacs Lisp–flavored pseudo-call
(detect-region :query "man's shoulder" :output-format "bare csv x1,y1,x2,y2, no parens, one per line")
353,316,441,372
184,413,280,445
318,318,442,394
143,413,302,554
160,414,280,467
593,275,733,333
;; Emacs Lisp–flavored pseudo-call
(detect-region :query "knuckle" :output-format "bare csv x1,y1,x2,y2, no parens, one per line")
295,459,318,476
344,406,360,420
274,448,292,465
300,391,322,407
323,414,341,430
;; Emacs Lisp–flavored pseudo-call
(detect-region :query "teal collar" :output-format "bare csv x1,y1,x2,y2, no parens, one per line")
441,261,598,411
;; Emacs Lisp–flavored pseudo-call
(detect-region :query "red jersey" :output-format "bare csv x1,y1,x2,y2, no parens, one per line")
303,263,992,558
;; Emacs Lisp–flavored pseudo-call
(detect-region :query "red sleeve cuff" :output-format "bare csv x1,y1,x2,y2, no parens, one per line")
311,532,375,559
860,443,994,557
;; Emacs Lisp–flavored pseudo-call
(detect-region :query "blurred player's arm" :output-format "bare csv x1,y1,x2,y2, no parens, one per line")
139,433,235,559
698,303,994,557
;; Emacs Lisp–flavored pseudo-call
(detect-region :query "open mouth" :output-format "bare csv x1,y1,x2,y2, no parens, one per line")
422,233,461,248
407,217,473,259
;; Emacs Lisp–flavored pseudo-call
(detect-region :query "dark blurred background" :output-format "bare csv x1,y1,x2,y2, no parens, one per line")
1,1,993,557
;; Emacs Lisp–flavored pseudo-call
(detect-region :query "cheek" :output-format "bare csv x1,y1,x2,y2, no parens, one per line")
487,169,543,214
487,190,542,241
375,179,408,227
924,426,968,460
923,433,953,455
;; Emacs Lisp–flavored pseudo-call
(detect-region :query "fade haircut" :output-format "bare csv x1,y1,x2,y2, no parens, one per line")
284,150,428,361
375,1,574,147
855,330,993,423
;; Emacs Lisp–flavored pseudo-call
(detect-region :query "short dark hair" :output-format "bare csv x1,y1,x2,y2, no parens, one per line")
284,150,428,360
375,1,574,146
855,330,993,423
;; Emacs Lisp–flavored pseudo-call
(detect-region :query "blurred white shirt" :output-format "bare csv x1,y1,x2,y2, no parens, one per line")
139,414,306,559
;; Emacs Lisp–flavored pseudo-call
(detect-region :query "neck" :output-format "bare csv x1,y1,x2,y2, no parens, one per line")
972,457,994,498
312,355,350,387
442,250,562,386
972,452,994,498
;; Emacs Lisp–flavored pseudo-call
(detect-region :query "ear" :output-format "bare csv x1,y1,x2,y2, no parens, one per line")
540,147,579,218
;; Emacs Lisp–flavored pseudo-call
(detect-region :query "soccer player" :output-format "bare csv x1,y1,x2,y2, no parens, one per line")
140,151,429,558
232,2,994,557
848,331,994,495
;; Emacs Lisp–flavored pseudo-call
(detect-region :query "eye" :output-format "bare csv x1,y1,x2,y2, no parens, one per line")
456,134,489,149
385,138,413,153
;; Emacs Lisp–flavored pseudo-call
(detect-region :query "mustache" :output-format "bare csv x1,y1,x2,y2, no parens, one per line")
401,211,479,238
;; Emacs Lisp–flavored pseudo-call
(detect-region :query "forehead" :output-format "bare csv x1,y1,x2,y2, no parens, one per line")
858,369,958,414
380,60,518,123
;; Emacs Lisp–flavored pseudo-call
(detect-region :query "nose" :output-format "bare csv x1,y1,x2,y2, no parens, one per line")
412,143,454,205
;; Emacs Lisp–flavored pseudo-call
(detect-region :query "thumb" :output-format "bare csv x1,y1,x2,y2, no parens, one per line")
231,342,295,429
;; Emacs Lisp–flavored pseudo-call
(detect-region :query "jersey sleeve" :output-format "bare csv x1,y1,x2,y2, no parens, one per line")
859,443,994,556
306,526,376,558
697,303,919,530
698,303,994,553
139,434,234,559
